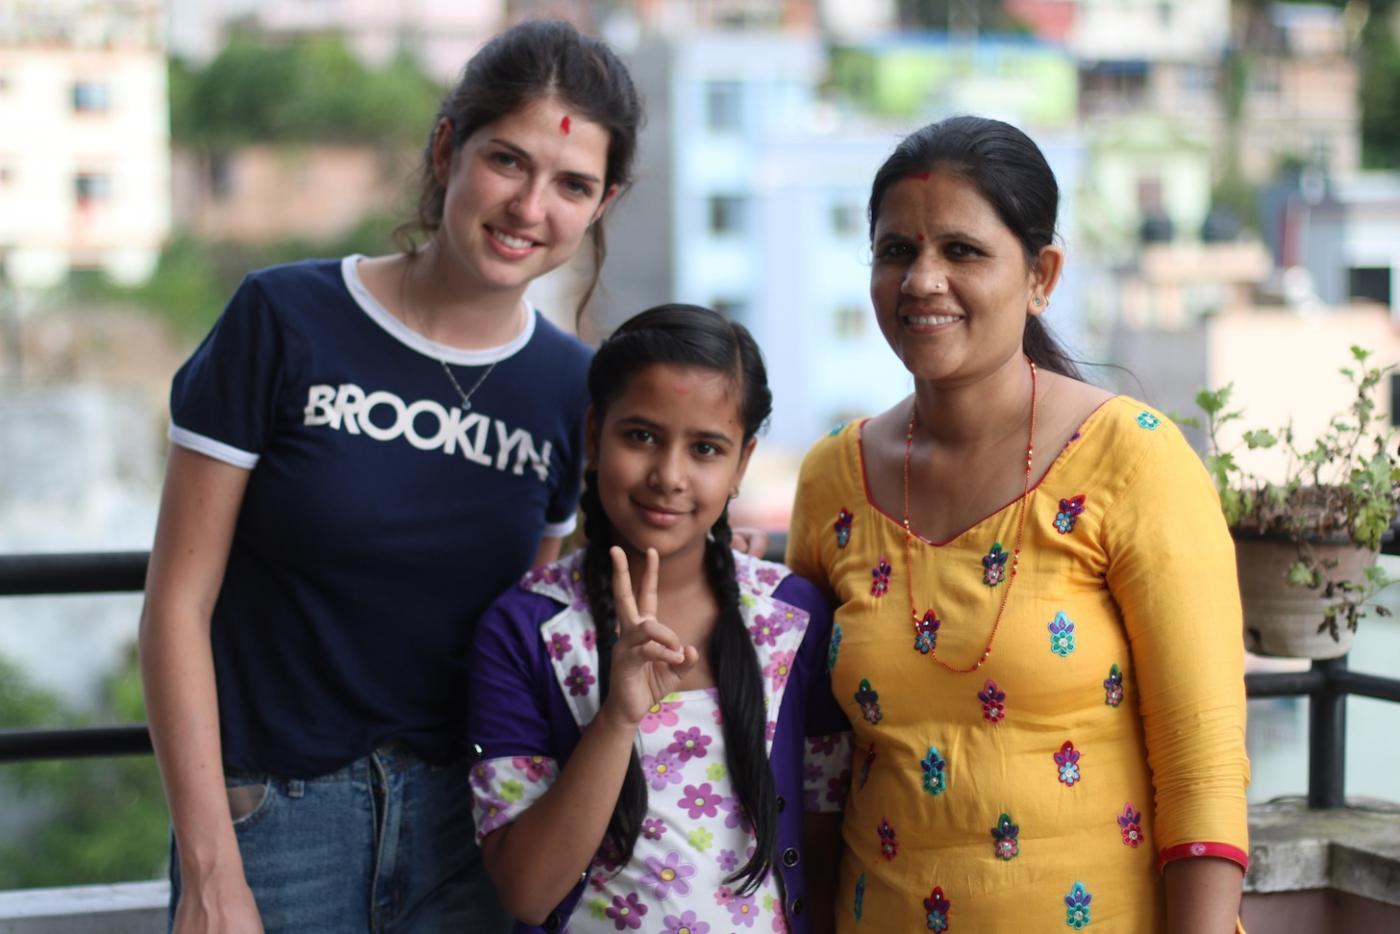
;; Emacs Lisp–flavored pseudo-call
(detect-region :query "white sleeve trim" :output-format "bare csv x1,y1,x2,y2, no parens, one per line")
541,513,577,539
168,425,259,470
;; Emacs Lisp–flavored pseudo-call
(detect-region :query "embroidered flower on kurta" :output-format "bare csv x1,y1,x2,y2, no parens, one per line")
1119,802,1144,847
679,782,723,819
641,750,683,790
1055,740,1082,786
642,817,666,841
914,609,941,654
640,699,682,733
982,542,1009,586
606,892,646,930
854,873,866,920
835,509,854,547
855,679,883,724
1048,612,1076,656
1054,494,1086,533
642,851,696,898
565,664,596,696
748,612,785,647
828,623,843,672
728,894,760,928
1104,664,1125,707
991,812,1020,860
1064,881,1093,929
878,817,898,860
1136,411,1161,430
860,742,877,788
920,746,947,796
547,631,572,659
668,726,712,762
764,650,795,690
870,556,892,597
923,886,951,932
662,910,710,934
978,679,1007,723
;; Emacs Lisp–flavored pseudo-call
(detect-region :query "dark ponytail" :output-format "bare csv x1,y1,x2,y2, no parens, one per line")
580,304,777,893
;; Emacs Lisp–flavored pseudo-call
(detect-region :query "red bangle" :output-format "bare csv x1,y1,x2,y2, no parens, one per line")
1158,841,1249,873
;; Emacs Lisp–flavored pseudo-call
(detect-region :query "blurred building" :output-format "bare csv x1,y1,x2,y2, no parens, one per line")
0,0,170,288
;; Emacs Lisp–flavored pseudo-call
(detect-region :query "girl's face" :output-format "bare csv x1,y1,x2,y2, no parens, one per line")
432,95,617,299
590,363,756,568
869,167,1059,387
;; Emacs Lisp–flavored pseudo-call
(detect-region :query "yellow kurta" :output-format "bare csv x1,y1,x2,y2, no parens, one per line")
787,396,1250,933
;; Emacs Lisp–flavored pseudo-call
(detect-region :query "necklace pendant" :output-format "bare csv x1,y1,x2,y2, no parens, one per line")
459,400,472,413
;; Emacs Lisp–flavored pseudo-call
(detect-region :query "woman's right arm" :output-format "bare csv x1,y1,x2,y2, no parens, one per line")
138,445,261,932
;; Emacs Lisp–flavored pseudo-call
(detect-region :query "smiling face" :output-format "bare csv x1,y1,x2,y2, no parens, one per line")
590,363,756,568
870,168,1058,387
433,95,616,300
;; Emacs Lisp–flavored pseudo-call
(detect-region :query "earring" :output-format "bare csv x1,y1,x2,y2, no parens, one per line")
729,489,740,500
1032,296,1043,307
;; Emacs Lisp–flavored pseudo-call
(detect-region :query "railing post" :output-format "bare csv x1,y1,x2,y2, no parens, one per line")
1308,655,1347,809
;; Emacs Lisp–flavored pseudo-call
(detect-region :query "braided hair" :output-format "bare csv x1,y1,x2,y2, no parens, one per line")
581,304,775,894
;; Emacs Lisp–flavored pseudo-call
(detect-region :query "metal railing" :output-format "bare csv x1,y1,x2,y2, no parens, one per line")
3,548,1400,809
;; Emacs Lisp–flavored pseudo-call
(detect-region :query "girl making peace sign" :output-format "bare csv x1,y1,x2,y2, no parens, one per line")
467,305,852,933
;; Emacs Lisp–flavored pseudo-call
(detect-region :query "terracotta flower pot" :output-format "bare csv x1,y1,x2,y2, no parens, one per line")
1234,536,1377,659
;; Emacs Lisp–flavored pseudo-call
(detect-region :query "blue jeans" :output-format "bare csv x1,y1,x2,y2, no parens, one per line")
169,744,511,932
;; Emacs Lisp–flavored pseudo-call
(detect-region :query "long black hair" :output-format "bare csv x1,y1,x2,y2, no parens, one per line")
395,19,643,319
581,304,776,894
867,114,1083,379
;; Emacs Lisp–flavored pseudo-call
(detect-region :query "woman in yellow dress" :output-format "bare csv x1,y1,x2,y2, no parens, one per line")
787,116,1250,932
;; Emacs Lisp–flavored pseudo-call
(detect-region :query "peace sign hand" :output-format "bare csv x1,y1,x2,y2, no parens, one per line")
600,546,700,729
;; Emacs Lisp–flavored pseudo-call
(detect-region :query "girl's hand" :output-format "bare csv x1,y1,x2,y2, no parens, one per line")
601,546,699,729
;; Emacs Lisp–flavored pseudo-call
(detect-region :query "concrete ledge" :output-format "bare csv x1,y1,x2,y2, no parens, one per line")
1246,798,1400,906
0,880,166,934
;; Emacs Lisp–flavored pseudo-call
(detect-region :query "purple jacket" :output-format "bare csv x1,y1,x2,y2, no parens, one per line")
466,549,851,933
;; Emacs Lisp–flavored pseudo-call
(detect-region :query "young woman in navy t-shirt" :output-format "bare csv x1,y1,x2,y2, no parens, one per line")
139,21,641,932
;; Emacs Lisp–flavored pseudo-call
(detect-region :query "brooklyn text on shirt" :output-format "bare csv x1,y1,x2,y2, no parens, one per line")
302,383,553,481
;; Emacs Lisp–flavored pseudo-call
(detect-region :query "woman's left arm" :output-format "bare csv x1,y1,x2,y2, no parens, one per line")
1102,416,1250,932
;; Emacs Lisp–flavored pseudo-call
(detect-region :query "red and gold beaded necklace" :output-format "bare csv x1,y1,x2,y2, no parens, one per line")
902,358,1037,673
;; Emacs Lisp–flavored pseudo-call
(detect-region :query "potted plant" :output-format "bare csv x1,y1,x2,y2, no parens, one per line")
1184,346,1400,658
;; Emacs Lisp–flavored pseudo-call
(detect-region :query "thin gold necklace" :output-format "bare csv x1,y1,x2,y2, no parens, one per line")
902,358,1037,673
402,261,501,413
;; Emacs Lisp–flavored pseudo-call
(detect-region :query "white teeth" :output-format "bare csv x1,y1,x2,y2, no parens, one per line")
490,228,534,249
906,314,960,326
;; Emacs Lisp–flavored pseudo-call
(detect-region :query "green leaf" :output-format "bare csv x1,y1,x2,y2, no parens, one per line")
1287,560,1318,587
1242,429,1277,449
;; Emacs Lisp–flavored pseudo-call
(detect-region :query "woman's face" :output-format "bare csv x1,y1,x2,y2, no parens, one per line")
870,167,1053,388
432,95,616,299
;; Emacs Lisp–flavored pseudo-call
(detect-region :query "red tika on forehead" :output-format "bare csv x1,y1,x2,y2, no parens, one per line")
911,171,931,181
559,115,571,134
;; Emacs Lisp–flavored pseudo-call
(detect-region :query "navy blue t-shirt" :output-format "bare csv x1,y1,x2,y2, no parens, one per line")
169,255,591,777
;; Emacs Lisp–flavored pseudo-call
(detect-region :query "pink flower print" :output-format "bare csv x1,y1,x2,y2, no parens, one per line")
589,870,609,891
470,761,496,792
511,755,553,782
640,700,681,734
772,909,789,933
582,628,597,650
1118,802,1144,847
712,706,724,726
718,848,739,872
826,767,851,805
978,679,1007,724
641,750,684,791
714,886,734,907
1055,740,1082,786
642,850,696,898
757,565,782,587
565,664,595,696
678,782,722,819
668,726,712,762
763,650,795,691
728,893,760,928
810,733,838,755
547,632,572,660
525,564,563,586
568,566,589,609
869,556,892,597
748,612,785,647
765,720,777,741
720,795,753,833
663,911,711,934
605,892,646,930
642,817,666,841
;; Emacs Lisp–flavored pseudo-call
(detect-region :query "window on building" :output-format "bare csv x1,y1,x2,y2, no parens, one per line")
72,81,111,113
705,81,743,133
708,195,746,236
831,202,863,236
712,297,748,323
1349,267,1392,307
833,304,867,341
74,172,112,205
